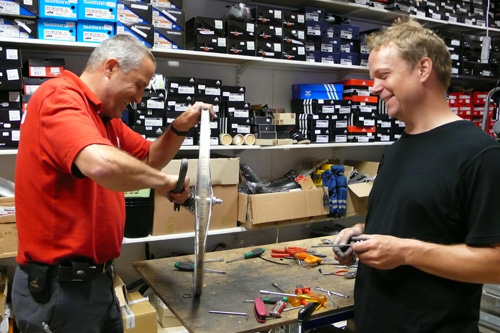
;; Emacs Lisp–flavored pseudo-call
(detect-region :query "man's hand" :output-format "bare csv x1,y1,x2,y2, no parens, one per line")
171,102,216,133
351,234,410,270
332,223,364,265
159,175,191,204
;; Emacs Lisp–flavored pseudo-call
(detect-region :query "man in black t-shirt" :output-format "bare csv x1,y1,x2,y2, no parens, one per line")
333,18,500,333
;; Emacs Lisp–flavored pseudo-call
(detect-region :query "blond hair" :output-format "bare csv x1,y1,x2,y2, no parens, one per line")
366,17,452,90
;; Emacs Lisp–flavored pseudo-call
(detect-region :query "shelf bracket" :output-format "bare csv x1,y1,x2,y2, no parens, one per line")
236,62,251,86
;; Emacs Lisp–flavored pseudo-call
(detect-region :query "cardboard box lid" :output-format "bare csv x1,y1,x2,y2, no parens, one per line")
113,274,128,307
348,182,373,199
161,158,239,185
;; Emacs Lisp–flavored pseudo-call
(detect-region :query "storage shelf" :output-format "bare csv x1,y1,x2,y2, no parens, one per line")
251,0,500,35
2,37,369,75
0,142,392,156
122,226,246,244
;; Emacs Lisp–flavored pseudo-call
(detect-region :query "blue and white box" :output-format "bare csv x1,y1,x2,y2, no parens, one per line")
292,83,343,100
39,0,78,21
38,18,76,41
0,0,38,17
77,20,115,42
78,0,117,22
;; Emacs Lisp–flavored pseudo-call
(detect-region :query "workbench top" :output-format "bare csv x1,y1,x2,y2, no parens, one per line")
133,236,355,333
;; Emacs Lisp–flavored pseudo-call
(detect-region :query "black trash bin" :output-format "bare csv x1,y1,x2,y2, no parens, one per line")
124,189,154,238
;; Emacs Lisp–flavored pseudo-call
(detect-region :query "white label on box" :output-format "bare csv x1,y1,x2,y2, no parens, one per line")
0,24,19,38
44,6,77,19
0,207,15,217
6,69,19,81
178,85,194,94
215,20,223,29
6,49,19,60
9,110,20,121
42,29,74,41
316,120,328,128
121,304,136,329
233,110,248,118
205,87,220,96
29,67,46,77
0,1,20,15
49,67,61,75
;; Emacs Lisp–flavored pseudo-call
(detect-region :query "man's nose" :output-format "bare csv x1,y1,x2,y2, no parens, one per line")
371,79,382,95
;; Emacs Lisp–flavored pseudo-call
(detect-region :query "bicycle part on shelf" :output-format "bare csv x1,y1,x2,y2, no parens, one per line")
193,108,223,296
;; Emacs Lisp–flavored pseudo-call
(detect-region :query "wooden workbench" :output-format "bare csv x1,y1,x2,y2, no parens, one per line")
133,236,355,333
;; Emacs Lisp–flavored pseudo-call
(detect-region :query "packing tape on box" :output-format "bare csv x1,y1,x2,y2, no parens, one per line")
121,304,136,329
219,133,232,146
244,133,255,145
232,133,244,145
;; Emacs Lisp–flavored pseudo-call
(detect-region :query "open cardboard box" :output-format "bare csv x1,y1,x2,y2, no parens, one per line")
114,274,156,333
152,158,239,235
344,161,379,217
237,186,329,226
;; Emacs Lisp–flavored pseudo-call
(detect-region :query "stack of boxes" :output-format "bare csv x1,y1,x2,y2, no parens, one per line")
0,45,23,148
0,0,186,46
221,85,250,140
303,7,361,65
152,0,185,49
343,79,377,143
127,73,168,141
449,90,497,137
290,79,406,143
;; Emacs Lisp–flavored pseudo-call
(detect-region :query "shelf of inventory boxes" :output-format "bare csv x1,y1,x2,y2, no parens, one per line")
1,37,369,76
253,0,500,35
0,142,393,156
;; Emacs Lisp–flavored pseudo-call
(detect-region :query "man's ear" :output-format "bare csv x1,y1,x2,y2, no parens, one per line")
104,58,119,78
418,57,433,82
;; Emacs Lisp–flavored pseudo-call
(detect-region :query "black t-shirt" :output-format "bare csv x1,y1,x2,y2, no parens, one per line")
354,120,500,333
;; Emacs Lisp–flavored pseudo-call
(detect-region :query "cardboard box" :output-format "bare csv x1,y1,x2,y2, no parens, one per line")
0,196,17,258
153,184,238,235
122,291,156,333
344,161,379,217
237,186,329,225
152,158,239,235
114,274,156,333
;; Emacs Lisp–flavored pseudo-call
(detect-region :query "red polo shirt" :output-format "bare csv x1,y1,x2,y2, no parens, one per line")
15,70,152,265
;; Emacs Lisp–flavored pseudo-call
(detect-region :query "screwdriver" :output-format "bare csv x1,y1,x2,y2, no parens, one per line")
174,262,226,274
244,297,289,304
226,248,265,263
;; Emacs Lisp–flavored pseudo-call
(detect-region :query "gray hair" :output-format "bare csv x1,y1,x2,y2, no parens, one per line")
85,34,156,73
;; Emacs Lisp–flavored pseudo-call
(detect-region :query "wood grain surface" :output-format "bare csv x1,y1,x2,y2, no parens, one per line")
133,236,355,333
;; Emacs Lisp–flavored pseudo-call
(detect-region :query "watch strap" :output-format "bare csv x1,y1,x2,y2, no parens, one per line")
170,123,190,136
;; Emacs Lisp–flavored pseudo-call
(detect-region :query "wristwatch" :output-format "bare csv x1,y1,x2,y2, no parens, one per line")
170,123,190,136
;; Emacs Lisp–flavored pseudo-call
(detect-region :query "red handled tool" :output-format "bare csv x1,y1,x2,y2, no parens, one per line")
254,297,267,323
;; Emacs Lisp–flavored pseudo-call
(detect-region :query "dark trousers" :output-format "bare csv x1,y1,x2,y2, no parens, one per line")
12,265,123,333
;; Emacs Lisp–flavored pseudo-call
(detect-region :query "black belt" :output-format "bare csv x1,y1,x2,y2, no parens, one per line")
21,260,113,282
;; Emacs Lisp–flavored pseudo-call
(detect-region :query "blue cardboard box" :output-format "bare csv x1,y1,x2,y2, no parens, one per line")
0,0,38,17
152,6,184,30
77,20,115,43
38,18,76,41
38,0,78,21
292,83,343,100
153,27,184,49
77,0,117,22
116,21,153,47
